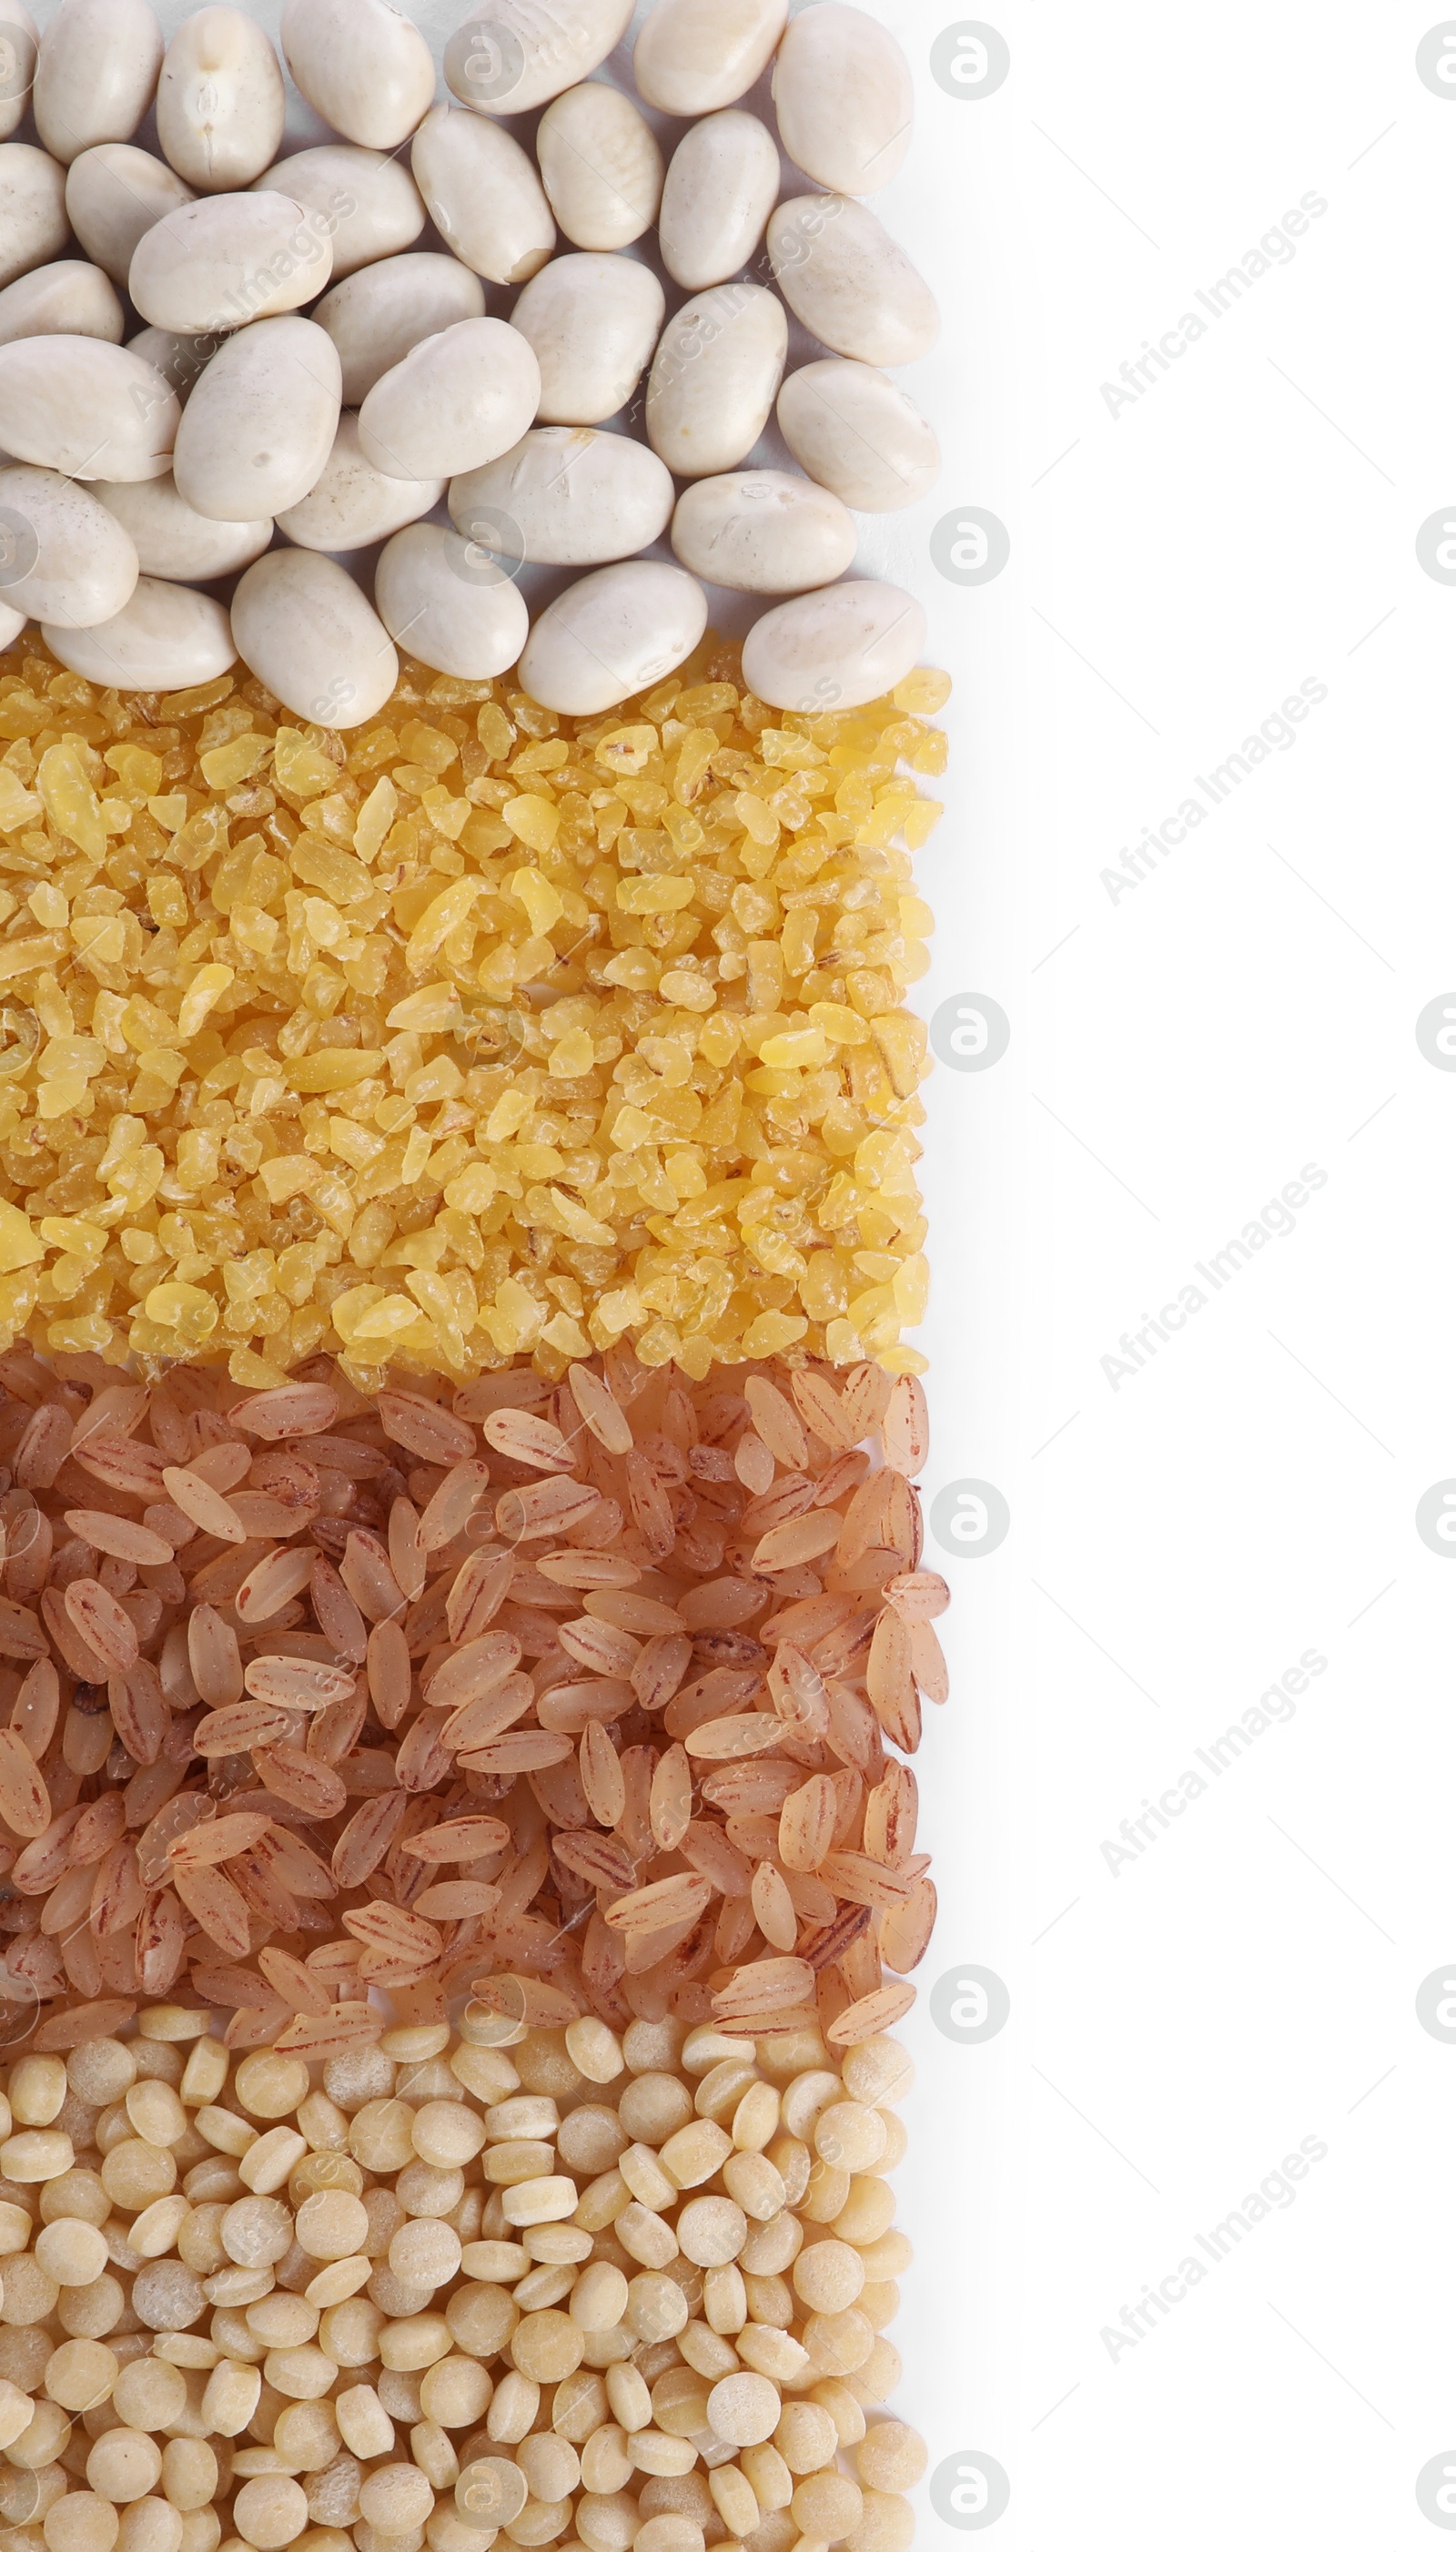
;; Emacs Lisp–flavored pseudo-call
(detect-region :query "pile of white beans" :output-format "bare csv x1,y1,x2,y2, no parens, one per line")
0,0,940,726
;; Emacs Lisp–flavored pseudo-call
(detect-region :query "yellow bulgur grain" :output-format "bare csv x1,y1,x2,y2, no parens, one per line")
0,641,947,1386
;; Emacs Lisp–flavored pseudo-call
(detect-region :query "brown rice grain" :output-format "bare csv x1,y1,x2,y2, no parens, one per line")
63,1510,175,1566
161,1467,249,1545
0,1723,49,1835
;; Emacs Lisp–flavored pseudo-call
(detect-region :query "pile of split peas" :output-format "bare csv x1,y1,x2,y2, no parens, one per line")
0,2007,929,2552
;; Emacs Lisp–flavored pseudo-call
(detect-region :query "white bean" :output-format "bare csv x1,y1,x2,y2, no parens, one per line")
251,147,425,282
0,335,178,480
231,549,398,728
313,252,485,407
519,560,707,714
0,12,37,146
777,358,939,511
767,196,939,366
46,574,235,689
772,4,914,197
125,324,220,406
536,85,662,253
0,259,122,348
277,411,445,552
659,112,779,291
0,603,23,650
0,462,138,627
129,190,335,336
34,0,163,167
510,253,663,427
671,469,856,593
358,317,539,482
93,471,271,581
173,314,340,520
411,105,554,287
0,0,938,746
442,0,633,118
374,522,529,681
279,0,436,152
646,281,786,478
157,8,285,193
632,0,788,115
66,145,194,288
450,427,674,568
740,576,925,711
0,144,67,291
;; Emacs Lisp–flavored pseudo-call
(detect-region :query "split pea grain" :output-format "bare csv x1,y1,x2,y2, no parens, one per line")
0,2011,923,2552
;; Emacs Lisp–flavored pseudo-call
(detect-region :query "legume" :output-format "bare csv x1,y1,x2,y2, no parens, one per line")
0,1,936,724
0,2004,922,2552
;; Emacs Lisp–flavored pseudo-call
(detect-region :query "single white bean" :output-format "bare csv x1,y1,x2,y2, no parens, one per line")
450,427,674,568
646,281,786,478
519,560,707,714
66,145,195,288
767,195,939,366
129,190,335,335
777,358,939,511
313,252,485,406
633,0,787,114
0,603,23,650
125,324,221,406
277,412,445,552
94,472,271,580
0,12,38,146
0,144,67,290
374,522,528,681
659,112,779,291
279,0,436,152
231,548,398,728
34,0,164,167
740,576,925,711
173,313,340,519
46,573,236,689
442,0,633,118
536,85,662,252
671,469,856,593
157,9,286,193
0,259,123,347
510,252,663,426
251,146,425,282
772,4,914,197
0,462,138,626
358,316,539,481
411,105,554,286
0,335,178,480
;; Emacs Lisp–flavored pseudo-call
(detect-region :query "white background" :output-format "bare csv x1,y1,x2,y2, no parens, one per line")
896,0,1456,2544
26,0,1456,2537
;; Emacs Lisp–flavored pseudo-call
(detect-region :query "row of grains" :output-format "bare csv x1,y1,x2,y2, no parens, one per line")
0,2008,927,2552
0,1351,939,2033
0,1345,944,2552
0,0,941,717
0,645,943,1382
